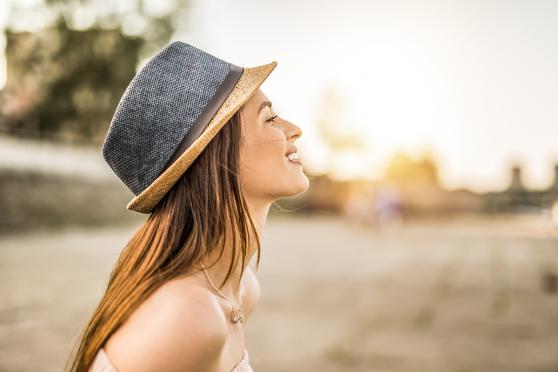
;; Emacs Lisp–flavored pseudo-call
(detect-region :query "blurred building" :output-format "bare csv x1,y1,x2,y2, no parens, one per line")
483,163,558,213
0,21,142,144
379,152,482,216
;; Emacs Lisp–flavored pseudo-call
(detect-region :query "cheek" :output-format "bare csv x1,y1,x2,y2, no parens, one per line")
241,137,284,171
243,142,277,163
239,132,286,189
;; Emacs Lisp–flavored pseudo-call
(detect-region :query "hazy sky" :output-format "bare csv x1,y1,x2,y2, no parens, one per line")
1,0,557,192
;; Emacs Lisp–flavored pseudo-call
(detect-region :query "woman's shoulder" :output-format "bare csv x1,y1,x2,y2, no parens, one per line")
104,277,227,372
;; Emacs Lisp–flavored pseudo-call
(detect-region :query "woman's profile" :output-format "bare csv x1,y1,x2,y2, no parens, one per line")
66,41,309,372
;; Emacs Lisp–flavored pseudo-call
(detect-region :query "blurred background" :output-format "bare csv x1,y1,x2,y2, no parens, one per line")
0,0,557,371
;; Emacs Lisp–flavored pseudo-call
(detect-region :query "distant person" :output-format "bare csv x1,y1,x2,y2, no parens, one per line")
66,42,309,372
373,184,403,228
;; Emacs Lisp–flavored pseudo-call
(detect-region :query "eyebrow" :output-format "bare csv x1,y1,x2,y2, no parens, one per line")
258,101,273,114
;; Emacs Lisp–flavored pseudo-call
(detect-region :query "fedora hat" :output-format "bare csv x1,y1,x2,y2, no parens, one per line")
101,41,277,214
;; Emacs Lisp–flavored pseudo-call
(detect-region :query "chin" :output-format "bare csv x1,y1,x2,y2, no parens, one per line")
285,172,310,196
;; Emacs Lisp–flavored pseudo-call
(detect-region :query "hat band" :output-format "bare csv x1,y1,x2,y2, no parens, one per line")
159,63,244,175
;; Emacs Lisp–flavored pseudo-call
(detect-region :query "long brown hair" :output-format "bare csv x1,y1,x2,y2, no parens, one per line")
66,109,261,371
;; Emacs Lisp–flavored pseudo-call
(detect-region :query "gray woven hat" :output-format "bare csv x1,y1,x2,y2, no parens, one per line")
101,41,277,214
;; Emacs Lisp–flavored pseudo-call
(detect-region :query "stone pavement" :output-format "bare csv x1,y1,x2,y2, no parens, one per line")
1,214,557,372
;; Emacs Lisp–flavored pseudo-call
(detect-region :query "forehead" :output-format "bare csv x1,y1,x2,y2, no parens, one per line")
243,89,271,116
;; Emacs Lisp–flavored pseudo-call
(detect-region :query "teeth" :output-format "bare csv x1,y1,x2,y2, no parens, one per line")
287,152,299,161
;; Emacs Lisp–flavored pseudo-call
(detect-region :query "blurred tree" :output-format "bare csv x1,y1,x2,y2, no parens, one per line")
39,0,189,59
384,150,440,187
0,0,189,144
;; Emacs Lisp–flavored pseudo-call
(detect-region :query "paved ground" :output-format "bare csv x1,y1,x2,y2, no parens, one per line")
1,214,557,372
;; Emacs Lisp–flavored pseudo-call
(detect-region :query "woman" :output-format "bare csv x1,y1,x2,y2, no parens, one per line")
66,41,309,371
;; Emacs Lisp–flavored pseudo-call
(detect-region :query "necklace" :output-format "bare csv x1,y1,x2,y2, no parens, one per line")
200,262,244,324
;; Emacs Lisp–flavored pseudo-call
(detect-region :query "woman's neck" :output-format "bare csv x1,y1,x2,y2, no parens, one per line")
197,198,271,302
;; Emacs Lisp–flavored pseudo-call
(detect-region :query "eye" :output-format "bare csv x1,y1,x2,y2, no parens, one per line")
266,115,278,125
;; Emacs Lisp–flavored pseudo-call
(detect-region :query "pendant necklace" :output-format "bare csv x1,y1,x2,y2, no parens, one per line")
200,262,244,324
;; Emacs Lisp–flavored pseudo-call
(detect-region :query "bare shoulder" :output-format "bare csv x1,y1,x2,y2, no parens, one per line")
104,278,227,372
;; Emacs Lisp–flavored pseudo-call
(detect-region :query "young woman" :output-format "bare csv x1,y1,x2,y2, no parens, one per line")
66,42,309,371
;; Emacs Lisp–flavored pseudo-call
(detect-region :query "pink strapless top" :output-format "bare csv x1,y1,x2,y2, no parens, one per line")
89,347,253,372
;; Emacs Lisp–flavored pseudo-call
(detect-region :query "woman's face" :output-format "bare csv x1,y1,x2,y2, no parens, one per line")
239,89,309,205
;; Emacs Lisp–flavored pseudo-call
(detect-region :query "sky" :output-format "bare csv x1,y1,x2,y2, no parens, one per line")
1,0,557,192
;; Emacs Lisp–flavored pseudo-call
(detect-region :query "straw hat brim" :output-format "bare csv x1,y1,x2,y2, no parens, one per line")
126,61,278,214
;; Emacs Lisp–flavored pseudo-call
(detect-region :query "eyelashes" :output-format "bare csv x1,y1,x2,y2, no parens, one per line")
266,115,279,125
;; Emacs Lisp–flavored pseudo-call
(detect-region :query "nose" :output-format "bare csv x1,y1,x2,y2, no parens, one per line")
282,118,302,142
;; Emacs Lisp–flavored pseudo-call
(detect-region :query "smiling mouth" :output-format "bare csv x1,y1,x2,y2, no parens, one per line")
286,152,302,165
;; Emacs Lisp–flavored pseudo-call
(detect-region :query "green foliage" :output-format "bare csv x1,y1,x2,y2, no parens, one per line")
1,0,189,144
